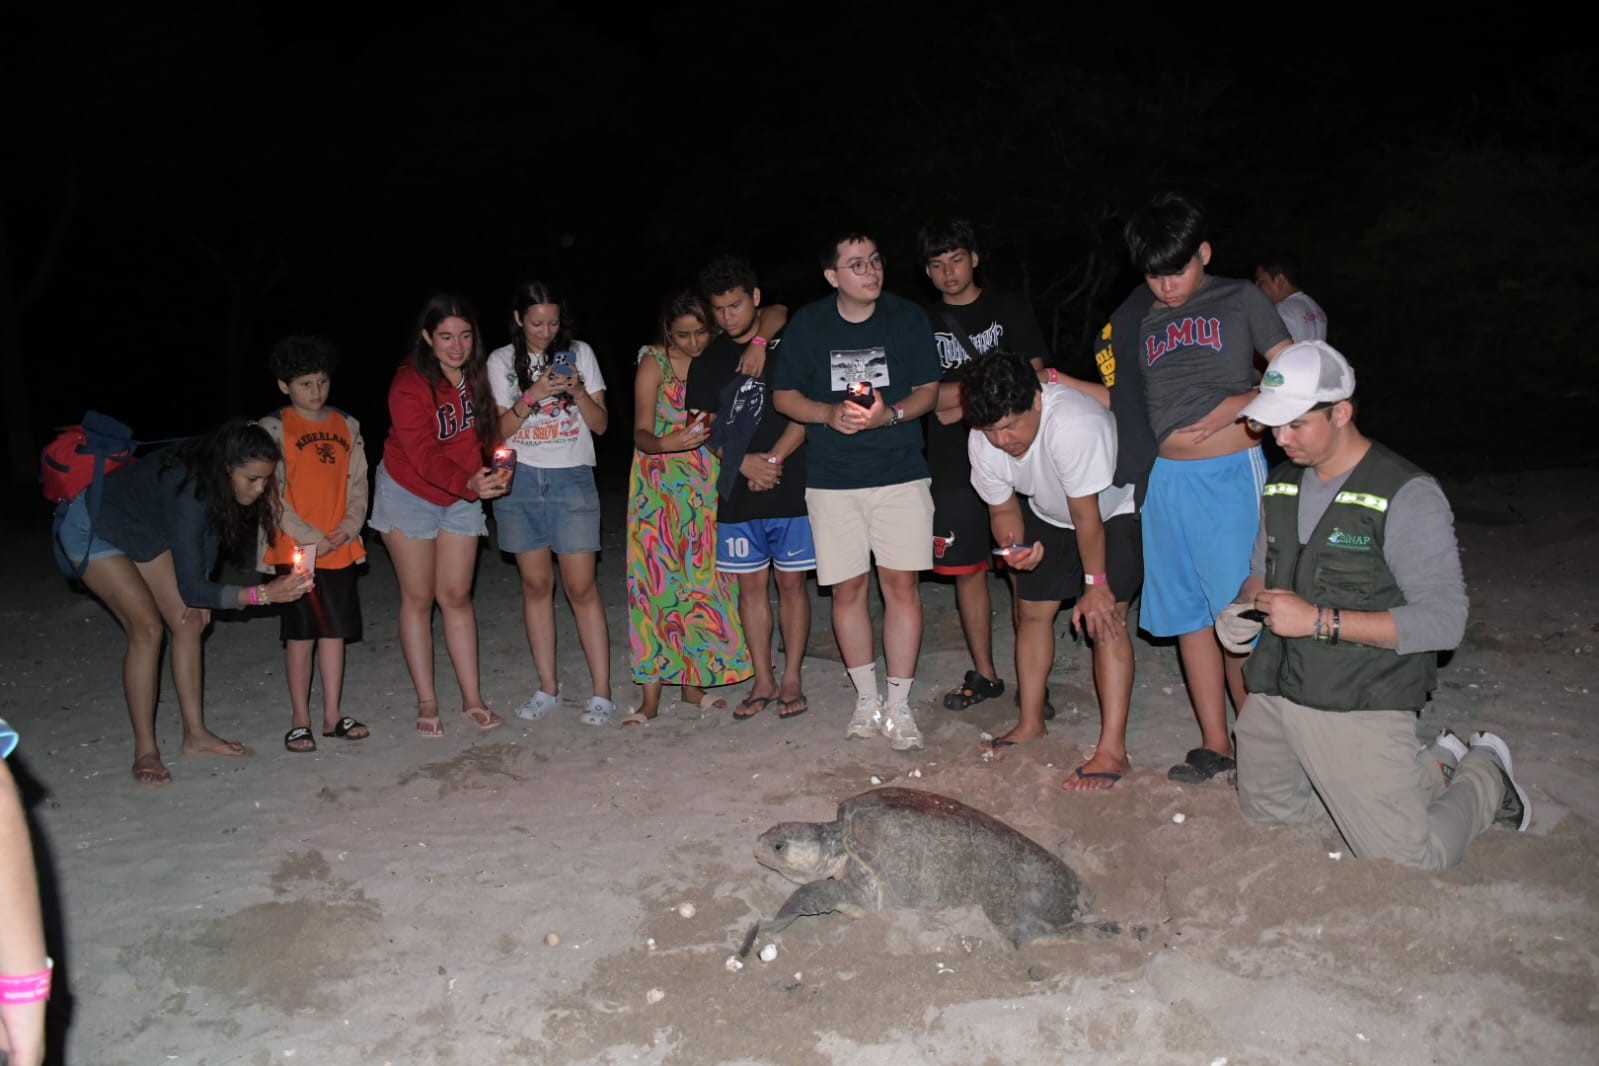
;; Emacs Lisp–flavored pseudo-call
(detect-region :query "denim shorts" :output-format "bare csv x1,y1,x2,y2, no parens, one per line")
493,464,601,554
368,462,488,540
55,493,126,568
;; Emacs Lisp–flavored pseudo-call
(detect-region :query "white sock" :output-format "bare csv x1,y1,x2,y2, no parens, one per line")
847,664,879,703
886,676,913,708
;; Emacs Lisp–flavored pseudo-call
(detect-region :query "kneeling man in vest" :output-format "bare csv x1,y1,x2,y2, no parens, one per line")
1216,341,1530,869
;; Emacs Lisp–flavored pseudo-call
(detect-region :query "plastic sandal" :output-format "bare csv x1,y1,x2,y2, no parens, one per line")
942,670,1004,710
514,690,561,722
579,696,616,726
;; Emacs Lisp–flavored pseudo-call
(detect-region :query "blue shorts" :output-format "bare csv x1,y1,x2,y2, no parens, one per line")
55,493,126,568
368,463,487,540
1140,447,1266,637
492,464,601,554
716,516,817,573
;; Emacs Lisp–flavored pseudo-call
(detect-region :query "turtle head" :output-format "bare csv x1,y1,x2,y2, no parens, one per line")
754,821,838,883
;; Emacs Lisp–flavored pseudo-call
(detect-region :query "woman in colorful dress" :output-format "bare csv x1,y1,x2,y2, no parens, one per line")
623,292,751,723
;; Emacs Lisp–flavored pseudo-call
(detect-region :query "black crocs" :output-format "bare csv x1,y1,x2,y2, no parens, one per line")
1167,747,1235,784
943,670,1004,710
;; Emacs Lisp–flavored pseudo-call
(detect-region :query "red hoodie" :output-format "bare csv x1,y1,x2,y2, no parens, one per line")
381,362,485,505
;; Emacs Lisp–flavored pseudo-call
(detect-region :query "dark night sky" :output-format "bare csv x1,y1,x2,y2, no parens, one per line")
4,5,1594,479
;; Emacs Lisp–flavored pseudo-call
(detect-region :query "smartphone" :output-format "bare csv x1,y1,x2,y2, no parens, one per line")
492,446,516,476
846,380,874,408
686,409,712,432
992,544,1026,557
548,350,577,383
1240,608,1267,622
291,543,317,578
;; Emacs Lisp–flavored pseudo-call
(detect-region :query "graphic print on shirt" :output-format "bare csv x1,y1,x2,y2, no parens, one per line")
1095,321,1117,387
502,363,583,447
435,379,476,440
1144,316,1223,367
828,346,890,391
292,427,351,461
931,319,1003,371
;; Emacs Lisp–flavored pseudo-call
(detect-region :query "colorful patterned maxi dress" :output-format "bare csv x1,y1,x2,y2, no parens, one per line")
627,346,752,686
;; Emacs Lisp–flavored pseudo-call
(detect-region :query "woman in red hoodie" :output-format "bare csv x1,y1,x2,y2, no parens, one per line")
370,294,509,736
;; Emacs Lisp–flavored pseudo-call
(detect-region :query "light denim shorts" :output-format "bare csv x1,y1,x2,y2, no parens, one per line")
492,464,601,554
368,462,487,540
55,493,126,568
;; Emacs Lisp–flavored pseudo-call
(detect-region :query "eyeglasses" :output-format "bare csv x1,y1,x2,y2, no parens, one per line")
839,254,884,276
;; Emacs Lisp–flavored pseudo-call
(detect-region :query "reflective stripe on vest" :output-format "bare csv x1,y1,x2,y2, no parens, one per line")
1262,482,1299,497
1334,490,1389,512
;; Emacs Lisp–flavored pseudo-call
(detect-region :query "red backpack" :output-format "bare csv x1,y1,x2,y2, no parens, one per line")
40,412,136,505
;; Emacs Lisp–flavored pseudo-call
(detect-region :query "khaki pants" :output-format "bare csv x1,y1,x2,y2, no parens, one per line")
1236,693,1504,871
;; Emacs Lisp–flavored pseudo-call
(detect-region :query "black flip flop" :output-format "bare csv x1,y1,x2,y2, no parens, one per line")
284,726,317,753
322,716,369,740
733,696,771,721
776,696,808,720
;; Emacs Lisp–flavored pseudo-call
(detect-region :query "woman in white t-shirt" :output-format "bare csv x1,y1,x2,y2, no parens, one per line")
488,281,614,726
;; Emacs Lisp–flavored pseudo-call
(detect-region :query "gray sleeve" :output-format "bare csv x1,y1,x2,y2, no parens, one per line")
1384,477,1468,654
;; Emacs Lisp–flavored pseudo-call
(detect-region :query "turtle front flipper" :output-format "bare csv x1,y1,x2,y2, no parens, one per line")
772,879,853,926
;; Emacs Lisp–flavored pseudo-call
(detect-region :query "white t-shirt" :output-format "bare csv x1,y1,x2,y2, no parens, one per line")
1276,291,1328,342
487,340,607,468
968,384,1136,528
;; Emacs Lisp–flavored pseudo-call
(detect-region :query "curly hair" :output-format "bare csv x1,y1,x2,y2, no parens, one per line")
697,254,759,299
268,334,339,383
161,418,281,562
508,280,575,392
410,293,500,456
958,348,1040,429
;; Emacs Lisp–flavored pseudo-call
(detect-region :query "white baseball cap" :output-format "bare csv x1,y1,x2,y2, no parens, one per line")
1240,341,1356,427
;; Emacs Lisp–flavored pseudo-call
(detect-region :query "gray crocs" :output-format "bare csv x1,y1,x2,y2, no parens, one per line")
579,696,616,727
514,689,560,722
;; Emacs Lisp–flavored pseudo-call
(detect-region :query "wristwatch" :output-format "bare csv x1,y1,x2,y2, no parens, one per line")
889,403,904,426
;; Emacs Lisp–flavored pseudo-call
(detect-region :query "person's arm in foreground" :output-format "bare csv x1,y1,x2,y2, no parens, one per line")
0,758,48,1066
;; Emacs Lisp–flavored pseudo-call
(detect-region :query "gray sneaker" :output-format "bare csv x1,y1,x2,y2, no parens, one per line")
846,696,884,740
1429,729,1469,780
1469,731,1532,831
881,702,924,751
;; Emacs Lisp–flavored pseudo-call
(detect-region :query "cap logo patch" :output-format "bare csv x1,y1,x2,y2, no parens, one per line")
1262,370,1286,388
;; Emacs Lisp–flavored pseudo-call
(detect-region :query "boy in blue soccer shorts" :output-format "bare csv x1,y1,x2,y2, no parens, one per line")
1123,192,1292,783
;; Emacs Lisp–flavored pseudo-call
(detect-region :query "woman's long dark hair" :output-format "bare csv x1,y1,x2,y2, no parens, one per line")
409,293,500,456
509,280,574,392
161,419,280,561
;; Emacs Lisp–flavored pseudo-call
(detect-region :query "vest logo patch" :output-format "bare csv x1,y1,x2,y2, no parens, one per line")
1327,526,1372,551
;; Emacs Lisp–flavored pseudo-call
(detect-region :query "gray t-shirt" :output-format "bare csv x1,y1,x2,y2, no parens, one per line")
1139,276,1289,443
1250,464,1468,654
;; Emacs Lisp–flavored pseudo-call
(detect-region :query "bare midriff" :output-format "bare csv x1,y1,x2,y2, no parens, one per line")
1158,420,1261,461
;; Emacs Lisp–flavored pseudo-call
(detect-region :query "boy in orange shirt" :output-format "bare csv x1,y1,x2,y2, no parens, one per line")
258,336,370,751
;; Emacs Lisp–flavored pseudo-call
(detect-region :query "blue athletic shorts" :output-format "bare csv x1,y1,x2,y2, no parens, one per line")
55,493,125,568
368,463,487,540
1140,447,1266,637
492,464,601,554
716,516,816,573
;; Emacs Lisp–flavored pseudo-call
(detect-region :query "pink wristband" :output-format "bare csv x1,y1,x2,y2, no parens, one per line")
246,585,260,606
0,958,53,1004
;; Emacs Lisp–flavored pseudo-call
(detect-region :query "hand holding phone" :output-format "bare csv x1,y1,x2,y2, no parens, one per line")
291,543,317,578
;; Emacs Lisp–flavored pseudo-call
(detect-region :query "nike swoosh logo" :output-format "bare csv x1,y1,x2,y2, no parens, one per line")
785,549,805,557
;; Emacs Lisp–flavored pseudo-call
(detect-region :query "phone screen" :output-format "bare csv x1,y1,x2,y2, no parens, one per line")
292,543,317,577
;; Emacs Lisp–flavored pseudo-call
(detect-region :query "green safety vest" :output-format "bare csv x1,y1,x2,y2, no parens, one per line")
1243,441,1438,711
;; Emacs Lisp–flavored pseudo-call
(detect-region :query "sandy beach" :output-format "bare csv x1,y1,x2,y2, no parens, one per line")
3,466,1596,1065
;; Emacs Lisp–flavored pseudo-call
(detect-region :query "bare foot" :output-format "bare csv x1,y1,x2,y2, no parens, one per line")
1062,751,1130,792
734,686,778,719
181,733,250,757
132,752,172,787
983,724,1046,750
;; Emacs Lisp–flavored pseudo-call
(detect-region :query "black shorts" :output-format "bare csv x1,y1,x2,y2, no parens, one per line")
929,477,992,574
276,563,363,642
1013,502,1143,606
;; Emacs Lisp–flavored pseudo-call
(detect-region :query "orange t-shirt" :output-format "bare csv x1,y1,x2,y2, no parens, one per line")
264,406,366,570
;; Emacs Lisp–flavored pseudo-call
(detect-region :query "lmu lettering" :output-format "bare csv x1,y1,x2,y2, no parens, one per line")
1144,317,1223,366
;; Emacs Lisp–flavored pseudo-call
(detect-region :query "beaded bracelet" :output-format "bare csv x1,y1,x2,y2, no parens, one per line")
0,957,53,1004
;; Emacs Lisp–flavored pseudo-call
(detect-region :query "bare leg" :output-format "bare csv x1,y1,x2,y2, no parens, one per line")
636,680,663,720
830,572,875,669
433,531,488,711
558,551,611,700
877,566,922,679
285,640,314,730
1063,601,1136,790
1177,626,1234,757
383,529,440,721
954,569,998,681
317,637,348,732
774,567,811,706
514,547,559,695
1224,649,1248,715
134,552,239,755
736,567,779,709
997,597,1058,745
80,555,170,783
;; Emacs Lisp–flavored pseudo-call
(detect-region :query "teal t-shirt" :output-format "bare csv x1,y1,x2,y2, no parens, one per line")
772,291,940,490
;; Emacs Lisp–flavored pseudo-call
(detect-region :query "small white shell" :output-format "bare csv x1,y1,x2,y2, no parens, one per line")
645,987,665,1004
909,768,922,778
677,902,696,918
645,937,656,950
758,943,778,962
869,776,883,785
544,932,560,947
724,955,744,972
1171,813,1186,824
1328,850,1344,861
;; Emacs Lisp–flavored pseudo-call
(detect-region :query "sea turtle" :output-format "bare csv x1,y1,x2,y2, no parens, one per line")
746,787,1091,949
